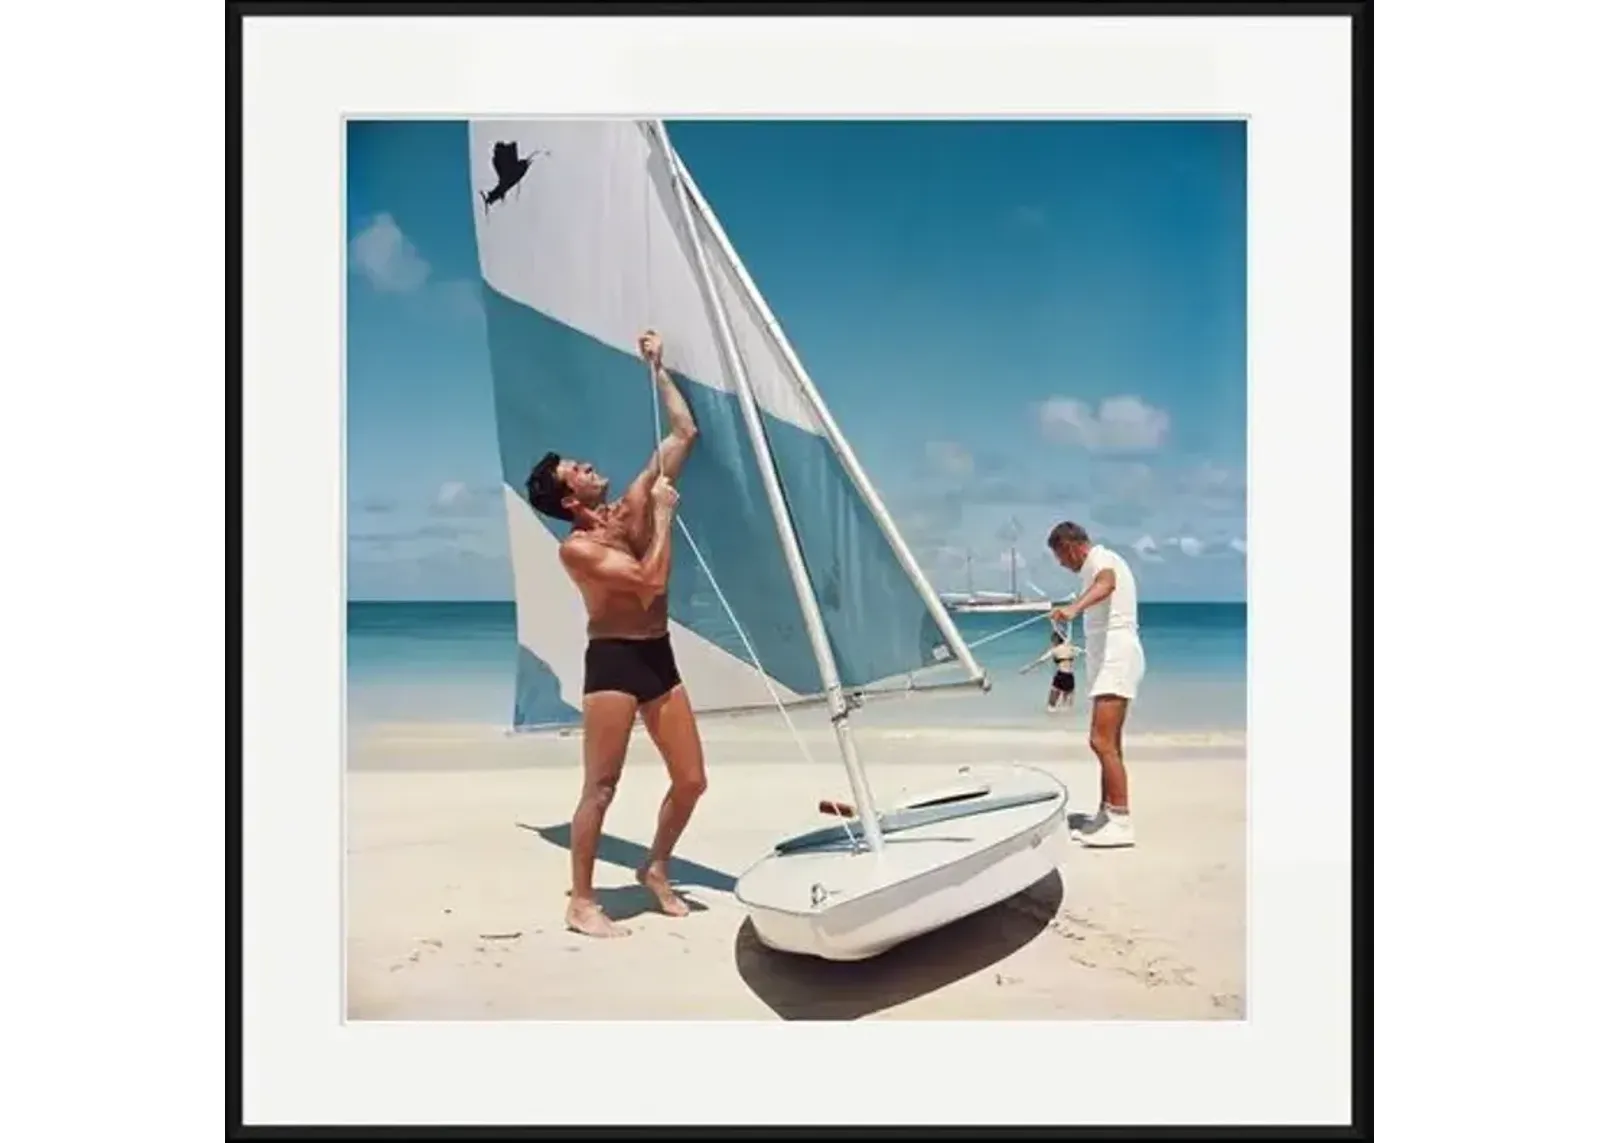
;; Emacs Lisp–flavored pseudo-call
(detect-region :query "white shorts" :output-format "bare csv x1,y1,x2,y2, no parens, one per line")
1084,633,1146,700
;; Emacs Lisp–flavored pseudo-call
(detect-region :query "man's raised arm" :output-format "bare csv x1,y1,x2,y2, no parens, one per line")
625,330,698,508
648,331,699,476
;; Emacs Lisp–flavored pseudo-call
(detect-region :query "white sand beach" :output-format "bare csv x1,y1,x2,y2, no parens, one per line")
345,720,1245,1021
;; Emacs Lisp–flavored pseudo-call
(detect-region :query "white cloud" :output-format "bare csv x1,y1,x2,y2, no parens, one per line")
1229,537,1248,555
351,212,431,293
1085,460,1157,527
1176,536,1205,557
1179,460,1246,514
1185,461,1233,492
1132,534,1164,562
1094,461,1155,498
1038,395,1171,453
435,481,468,508
430,481,501,518
924,440,975,479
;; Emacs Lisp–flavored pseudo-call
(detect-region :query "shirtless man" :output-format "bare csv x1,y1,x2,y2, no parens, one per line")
1047,522,1146,848
523,329,704,937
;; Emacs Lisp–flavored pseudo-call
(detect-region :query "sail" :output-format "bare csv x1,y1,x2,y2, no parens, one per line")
673,168,968,688
467,119,962,730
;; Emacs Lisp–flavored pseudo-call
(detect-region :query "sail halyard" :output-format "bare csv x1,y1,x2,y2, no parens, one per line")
669,152,988,690
653,122,887,853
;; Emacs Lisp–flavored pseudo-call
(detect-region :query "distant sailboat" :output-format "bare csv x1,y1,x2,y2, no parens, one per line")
467,119,1068,961
941,546,1069,615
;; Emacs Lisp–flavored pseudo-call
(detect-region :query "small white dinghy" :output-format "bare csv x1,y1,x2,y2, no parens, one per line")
737,764,1068,961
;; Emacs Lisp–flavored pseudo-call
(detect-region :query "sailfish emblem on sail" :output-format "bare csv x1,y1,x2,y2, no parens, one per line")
479,141,547,213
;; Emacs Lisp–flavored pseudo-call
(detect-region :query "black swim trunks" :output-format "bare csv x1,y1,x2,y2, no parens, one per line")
1052,670,1076,693
584,634,683,705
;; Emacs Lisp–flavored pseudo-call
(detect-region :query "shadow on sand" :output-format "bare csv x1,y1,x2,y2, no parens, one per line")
518,822,736,922
732,868,1064,1020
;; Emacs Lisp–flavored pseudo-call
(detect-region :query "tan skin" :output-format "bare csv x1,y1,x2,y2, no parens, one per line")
553,330,706,939
1049,539,1130,813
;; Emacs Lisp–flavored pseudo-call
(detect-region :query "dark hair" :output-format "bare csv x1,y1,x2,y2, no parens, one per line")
1047,521,1090,551
1051,631,1065,644
526,451,574,522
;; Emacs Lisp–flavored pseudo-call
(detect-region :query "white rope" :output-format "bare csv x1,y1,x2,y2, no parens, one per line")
644,140,860,849
964,608,1059,651
670,521,821,773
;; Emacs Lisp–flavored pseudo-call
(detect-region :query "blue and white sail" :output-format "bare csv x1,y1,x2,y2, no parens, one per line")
467,119,981,731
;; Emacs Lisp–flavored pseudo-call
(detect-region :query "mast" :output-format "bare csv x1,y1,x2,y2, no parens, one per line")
965,549,974,597
653,122,886,854
1010,547,1018,600
670,153,988,689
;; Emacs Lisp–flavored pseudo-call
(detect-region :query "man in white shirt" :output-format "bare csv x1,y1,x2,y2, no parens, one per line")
1048,521,1147,848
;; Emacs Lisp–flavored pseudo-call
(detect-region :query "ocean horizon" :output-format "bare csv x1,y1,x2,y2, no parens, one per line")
347,599,1246,735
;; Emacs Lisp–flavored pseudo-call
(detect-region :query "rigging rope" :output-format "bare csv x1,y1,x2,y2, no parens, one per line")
959,607,1066,652
902,606,1069,689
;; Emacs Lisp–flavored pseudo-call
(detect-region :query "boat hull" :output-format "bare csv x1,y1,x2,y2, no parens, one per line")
946,600,1067,615
734,764,1069,961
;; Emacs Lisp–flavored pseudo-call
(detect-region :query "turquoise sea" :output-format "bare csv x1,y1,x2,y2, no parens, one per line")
347,601,1246,734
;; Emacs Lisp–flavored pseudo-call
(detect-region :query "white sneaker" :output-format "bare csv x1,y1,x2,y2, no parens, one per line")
1077,811,1135,848
1067,810,1101,839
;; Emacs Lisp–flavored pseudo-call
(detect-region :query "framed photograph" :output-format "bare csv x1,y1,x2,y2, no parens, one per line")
237,3,1369,1133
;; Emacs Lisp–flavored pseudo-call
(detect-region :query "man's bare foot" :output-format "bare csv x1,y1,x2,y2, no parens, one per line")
636,864,691,918
565,896,630,938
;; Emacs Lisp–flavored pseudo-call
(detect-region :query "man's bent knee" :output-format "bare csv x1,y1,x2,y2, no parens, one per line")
1088,730,1118,757
581,777,620,808
672,773,708,801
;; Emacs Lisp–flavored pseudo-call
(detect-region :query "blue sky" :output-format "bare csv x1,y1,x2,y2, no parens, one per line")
347,119,1246,602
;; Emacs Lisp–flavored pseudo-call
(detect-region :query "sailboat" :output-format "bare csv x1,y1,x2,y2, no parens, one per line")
941,547,1069,616
467,119,1068,961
